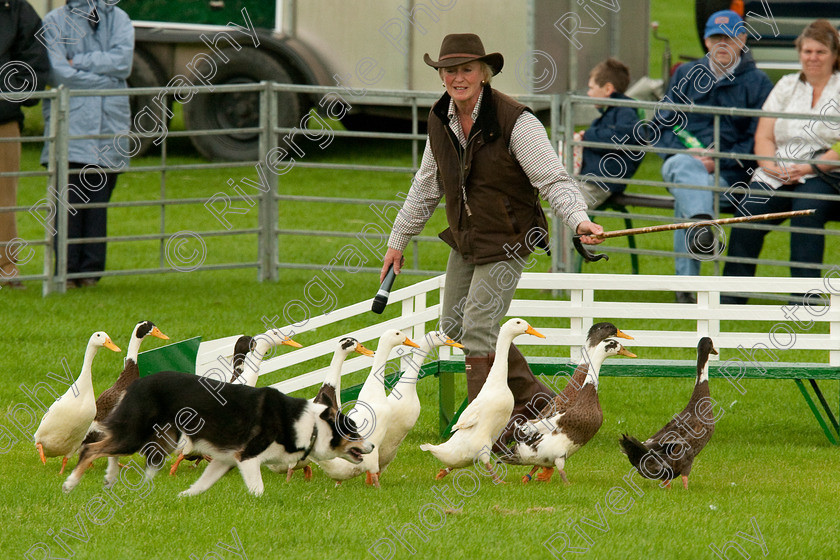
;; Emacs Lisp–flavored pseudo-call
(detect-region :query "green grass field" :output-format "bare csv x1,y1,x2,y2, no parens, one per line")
3,2,840,559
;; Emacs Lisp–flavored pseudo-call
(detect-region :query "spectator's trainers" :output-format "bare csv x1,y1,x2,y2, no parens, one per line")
688,219,717,256
676,292,697,304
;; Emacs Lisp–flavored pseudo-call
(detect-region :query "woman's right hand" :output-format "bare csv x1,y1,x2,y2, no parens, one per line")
760,161,809,184
381,248,404,282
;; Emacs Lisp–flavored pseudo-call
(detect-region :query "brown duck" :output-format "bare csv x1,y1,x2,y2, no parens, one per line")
84,320,168,443
503,337,636,484
619,337,718,489
228,335,257,383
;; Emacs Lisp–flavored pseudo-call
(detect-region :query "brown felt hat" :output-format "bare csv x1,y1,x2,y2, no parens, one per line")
423,33,504,75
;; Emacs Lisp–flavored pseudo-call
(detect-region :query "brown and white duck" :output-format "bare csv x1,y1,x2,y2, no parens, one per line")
526,322,633,481
503,337,636,484
619,337,718,489
233,329,303,388
228,335,256,383
537,322,633,418
85,321,169,444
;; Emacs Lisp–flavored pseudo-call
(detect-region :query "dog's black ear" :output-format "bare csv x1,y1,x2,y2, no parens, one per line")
319,406,338,427
313,385,339,413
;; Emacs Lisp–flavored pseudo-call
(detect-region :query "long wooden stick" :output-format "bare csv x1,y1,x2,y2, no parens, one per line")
596,209,816,239
574,208,817,263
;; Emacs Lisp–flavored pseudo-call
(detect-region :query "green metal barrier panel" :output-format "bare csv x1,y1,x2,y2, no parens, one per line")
119,1,274,28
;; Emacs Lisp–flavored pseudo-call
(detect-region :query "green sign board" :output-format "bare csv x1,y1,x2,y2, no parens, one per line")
137,336,202,377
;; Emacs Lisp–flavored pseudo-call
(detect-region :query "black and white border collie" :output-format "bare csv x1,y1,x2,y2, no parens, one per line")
62,371,373,497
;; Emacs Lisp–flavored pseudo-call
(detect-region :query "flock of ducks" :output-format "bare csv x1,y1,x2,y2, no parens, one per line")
32,319,719,490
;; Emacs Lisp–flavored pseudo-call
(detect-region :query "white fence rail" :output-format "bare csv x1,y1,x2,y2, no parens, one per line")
219,272,840,396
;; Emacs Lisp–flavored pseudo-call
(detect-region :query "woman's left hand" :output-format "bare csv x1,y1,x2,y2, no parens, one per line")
576,221,604,245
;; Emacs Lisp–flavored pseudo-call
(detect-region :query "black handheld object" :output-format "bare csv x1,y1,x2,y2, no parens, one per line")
371,264,397,314
572,235,608,263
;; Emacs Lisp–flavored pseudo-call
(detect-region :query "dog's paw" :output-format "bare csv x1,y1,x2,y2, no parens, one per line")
177,489,195,498
61,480,76,494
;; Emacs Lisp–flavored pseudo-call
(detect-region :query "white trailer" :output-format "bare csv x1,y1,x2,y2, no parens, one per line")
32,0,651,160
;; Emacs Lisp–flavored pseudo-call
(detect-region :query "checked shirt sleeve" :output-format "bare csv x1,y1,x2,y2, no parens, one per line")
509,111,589,232
388,139,443,252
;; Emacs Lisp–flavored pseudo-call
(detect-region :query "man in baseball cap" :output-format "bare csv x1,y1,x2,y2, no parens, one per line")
704,9,747,39
652,9,772,303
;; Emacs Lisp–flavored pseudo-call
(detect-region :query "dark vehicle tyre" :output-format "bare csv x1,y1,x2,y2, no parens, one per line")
183,47,302,161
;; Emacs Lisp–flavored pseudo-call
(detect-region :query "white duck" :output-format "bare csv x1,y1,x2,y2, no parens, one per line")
34,331,121,473
316,329,418,487
504,337,636,484
274,336,374,481
419,319,544,483
377,331,463,476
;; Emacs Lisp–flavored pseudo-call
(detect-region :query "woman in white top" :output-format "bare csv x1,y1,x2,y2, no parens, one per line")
724,20,840,291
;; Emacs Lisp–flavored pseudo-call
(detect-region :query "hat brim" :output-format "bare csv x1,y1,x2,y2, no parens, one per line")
423,52,504,75
704,27,745,39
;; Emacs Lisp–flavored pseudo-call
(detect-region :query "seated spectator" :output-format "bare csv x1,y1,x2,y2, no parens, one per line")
575,58,643,209
653,10,773,303
723,20,840,300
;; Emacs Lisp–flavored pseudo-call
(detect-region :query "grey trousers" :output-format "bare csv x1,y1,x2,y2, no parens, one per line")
438,249,526,356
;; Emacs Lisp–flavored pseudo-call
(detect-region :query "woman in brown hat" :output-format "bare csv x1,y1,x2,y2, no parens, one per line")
380,33,603,451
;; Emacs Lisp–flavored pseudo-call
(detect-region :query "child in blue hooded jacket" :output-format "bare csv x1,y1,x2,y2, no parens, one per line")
576,58,643,210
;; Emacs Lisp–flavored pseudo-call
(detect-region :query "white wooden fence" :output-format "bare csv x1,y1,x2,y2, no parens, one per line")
189,272,839,395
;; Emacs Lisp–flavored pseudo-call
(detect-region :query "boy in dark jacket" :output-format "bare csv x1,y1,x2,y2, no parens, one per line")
0,0,49,288
576,58,643,209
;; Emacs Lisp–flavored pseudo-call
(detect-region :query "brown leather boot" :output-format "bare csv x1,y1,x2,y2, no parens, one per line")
493,343,557,454
465,354,495,402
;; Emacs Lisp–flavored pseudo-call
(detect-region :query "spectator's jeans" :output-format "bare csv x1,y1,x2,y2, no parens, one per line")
53,163,118,278
724,177,840,278
662,154,722,276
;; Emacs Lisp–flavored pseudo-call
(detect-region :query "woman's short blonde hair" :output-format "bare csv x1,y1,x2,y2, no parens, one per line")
438,61,494,84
